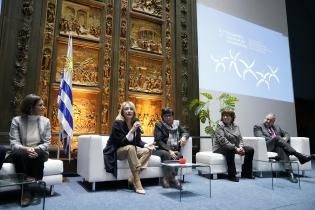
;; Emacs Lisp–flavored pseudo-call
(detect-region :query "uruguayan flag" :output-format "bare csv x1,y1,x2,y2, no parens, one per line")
57,35,73,157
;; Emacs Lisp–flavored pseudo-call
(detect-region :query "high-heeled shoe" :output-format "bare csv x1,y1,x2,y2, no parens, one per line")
131,169,145,194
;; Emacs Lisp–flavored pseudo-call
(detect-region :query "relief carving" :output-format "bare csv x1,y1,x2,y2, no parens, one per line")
105,17,112,35
101,1,114,134
129,55,163,94
11,0,34,114
42,48,52,70
56,42,99,86
130,18,162,54
59,1,101,41
132,0,162,17
51,91,98,134
38,0,57,115
129,95,163,136
164,0,174,108
117,0,128,105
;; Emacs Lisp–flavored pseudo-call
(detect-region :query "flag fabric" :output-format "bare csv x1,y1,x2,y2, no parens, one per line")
57,35,73,159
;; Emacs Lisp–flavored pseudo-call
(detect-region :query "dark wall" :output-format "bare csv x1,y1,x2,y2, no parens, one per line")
286,0,315,153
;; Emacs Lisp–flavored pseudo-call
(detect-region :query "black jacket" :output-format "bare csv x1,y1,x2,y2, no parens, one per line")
103,120,145,177
154,121,189,152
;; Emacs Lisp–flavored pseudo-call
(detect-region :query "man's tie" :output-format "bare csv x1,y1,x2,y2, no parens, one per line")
269,127,276,139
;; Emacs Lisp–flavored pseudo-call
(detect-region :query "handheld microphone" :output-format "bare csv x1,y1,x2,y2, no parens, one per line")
133,117,144,134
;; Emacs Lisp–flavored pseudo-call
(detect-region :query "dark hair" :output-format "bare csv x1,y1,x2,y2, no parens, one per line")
161,107,174,117
20,94,41,116
221,109,236,123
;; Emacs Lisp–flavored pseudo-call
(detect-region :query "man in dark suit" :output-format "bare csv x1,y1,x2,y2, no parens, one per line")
254,113,314,183
0,145,6,169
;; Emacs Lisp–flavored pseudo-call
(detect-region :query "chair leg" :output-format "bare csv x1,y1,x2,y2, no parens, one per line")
302,170,305,177
50,185,55,196
259,171,263,178
92,182,96,191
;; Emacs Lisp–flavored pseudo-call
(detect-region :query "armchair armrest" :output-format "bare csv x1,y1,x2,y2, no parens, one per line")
290,137,310,155
243,137,268,161
77,135,108,182
181,137,192,163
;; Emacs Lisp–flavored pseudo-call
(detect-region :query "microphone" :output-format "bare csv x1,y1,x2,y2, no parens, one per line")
133,117,144,134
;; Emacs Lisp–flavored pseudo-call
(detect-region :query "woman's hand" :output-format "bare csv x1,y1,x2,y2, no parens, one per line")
26,147,38,159
179,137,187,147
130,121,142,133
236,147,245,156
145,143,157,151
169,150,177,160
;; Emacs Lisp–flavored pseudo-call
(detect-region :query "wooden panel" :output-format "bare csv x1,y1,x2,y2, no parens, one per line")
129,94,163,136
60,0,102,41
128,53,163,94
130,17,162,54
55,40,99,86
50,86,100,135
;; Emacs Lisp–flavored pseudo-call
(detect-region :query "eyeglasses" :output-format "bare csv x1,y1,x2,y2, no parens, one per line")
163,114,173,118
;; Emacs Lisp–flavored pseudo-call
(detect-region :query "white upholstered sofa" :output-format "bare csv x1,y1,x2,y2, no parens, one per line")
196,137,312,178
0,158,64,195
77,135,192,191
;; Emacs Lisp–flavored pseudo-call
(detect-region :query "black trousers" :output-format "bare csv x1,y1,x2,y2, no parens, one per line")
266,137,296,171
0,145,6,169
7,148,48,180
152,149,183,177
214,145,254,177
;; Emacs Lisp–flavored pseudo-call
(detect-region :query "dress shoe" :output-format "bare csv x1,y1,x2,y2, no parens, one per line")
228,176,239,182
296,153,315,164
160,177,170,188
131,169,145,194
169,176,182,189
241,174,255,179
288,173,298,183
20,190,33,207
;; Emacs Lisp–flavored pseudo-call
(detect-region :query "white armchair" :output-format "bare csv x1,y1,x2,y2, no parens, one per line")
0,158,63,195
196,138,243,178
243,137,312,176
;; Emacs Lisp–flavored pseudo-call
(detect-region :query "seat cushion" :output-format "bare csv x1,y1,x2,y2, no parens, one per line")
0,159,63,176
44,159,63,176
117,155,161,169
196,151,242,165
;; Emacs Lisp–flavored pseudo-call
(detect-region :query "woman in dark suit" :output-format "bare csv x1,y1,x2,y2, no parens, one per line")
213,110,254,182
8,94,51,205
103,101,155,194
153,108,189,188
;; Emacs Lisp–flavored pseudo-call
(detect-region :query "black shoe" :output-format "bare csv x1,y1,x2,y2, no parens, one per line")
228,176,239,182
288,173,298,183
298,155,312,164
20,190,33,207
241,174,255,179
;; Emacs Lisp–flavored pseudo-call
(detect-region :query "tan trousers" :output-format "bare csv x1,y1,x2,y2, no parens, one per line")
116,145,151,172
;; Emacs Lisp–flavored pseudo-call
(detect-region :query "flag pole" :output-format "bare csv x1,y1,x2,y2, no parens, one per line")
68,136,71,162
57,130,62,160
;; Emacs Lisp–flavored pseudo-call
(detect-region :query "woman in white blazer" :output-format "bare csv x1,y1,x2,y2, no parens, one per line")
8,94,51,206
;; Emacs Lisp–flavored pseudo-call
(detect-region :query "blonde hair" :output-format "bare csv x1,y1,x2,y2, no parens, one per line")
116,101,137,121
